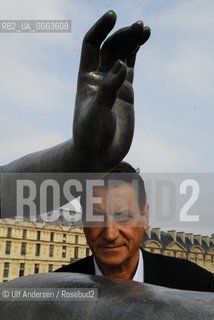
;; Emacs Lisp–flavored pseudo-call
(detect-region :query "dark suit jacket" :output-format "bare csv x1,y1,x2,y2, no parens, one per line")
55,249,214,292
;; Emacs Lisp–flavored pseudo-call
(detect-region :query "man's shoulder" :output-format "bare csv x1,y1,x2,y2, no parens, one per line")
54,255,95,274
144,249,209,273
142,249,214,291
143,248,202,268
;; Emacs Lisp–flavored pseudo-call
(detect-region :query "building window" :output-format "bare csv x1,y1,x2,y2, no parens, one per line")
75,235,78,245
35,243,40,256
62,246,66,258
34,263,39,274
19,263,25,277
74,247,78,259
206,257,211,265
50,232,54,242
22,229,27,239
21,242,26,255
49,245,54,257
3,262,10,278
37,231,41,241
48,264,53,272
7,227,12,238
86,248,90,256
63,233,66,243
5,241,11,255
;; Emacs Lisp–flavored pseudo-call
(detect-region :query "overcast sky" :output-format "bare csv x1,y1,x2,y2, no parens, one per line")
0,0,213,235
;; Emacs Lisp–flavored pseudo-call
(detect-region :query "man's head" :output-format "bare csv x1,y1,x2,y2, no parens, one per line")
83,162,149,279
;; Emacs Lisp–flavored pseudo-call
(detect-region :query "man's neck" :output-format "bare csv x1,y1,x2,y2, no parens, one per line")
95,250,140,280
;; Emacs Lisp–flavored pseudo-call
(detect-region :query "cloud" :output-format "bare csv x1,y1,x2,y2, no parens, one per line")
125,0,214,174
0,0,79,115
125,130,198,172
0,50,73,113
152,0,214,33
0,0,68,19
0,115,64,164
134,1,214,101
165,44,214,99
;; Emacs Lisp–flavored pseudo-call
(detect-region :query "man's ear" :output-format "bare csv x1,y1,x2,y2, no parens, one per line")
142,203,149,231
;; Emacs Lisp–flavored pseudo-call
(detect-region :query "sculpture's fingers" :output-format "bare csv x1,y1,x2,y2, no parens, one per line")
99,22,151,72
99,99,135,167
75,60,127,152
96,60,127,110
79,10,116,73
126,26,150,83
126,47,139,84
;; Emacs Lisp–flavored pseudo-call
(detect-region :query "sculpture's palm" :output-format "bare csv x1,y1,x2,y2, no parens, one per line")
73,11,150,171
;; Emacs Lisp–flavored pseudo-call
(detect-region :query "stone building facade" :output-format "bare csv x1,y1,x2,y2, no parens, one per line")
143,227,214,273
0,219,213,282
0,218,90,282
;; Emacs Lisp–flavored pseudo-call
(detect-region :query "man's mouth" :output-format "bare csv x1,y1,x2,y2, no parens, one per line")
100,245,124,251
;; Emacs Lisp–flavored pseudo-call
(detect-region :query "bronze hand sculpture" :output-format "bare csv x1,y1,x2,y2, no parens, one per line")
0,11,150,216
73,10,150,171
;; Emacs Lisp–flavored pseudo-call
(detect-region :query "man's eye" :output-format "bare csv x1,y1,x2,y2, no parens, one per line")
113,212,133,222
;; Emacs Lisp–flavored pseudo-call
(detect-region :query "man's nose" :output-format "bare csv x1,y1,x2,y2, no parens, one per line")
102,219,119,241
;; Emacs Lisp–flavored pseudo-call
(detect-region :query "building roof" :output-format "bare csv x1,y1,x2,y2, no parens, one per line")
143,227,214,253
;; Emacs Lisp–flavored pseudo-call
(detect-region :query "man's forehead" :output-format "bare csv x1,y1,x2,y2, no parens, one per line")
93,183,140,210
93,182,136,193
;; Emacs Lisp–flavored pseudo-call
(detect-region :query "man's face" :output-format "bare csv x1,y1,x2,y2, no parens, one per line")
83,183,149,271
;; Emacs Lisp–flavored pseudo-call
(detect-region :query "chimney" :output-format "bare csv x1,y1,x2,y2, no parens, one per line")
146,225,151,239
185,233,193,244
194,234,201,246
210,234,214,245
152,227,161,240
177,232,185,243
168,230,177,242
201,236,209,247
210,235,214,244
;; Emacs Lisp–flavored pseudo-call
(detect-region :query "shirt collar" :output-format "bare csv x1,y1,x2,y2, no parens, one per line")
93,249,144,283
